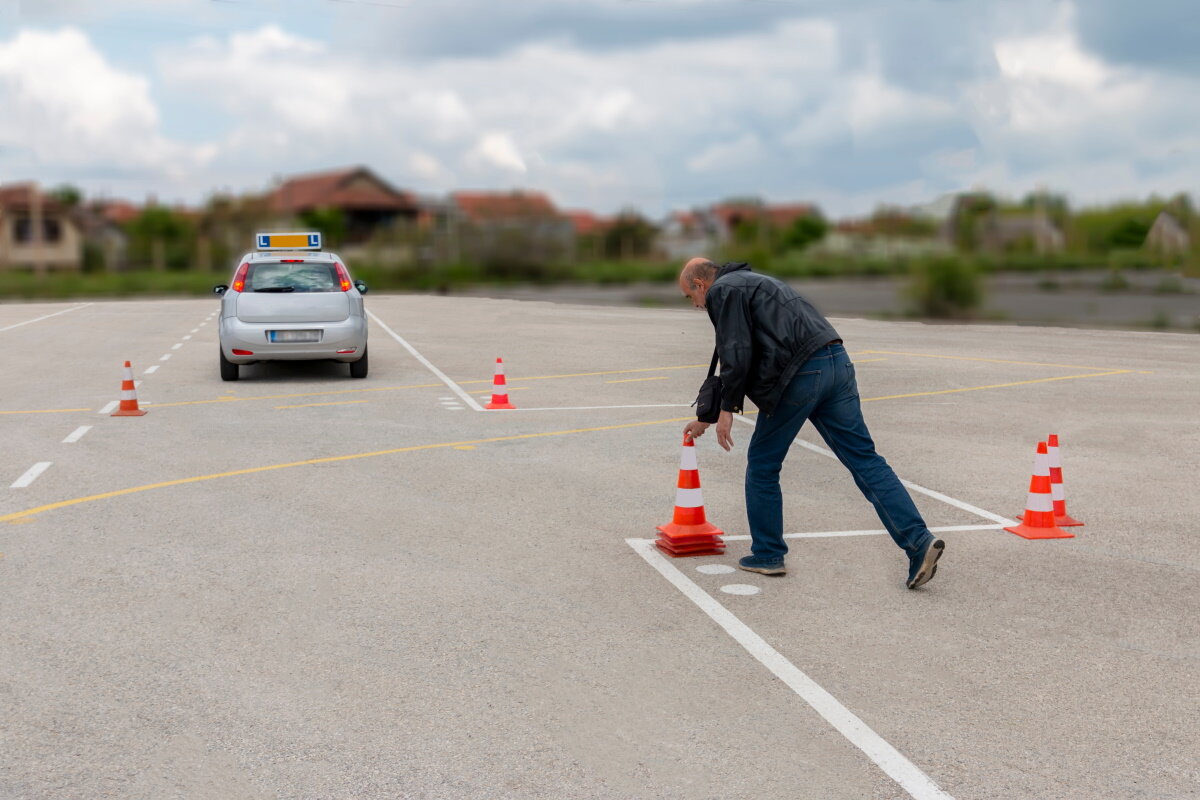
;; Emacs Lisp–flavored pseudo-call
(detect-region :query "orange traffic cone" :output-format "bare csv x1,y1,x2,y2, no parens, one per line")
1005,441,1072,539
655,434,725,557
111,361,147,417
1019,434,1084,527
484,357,516,410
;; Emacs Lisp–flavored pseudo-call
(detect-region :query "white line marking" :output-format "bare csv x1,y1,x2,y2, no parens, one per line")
627,538,954,800
720,584,761,595
62,426,92,444
171,343,183,350
160,353,171,361
11,462,52,489
720,524,1005,542
515,404,694,412
144,365,159,374
190,329,199,334
134,380,142,389
732,415,1013,526
0,303,91,333
365,309,484,411
183,335,192,340
97,400,118,415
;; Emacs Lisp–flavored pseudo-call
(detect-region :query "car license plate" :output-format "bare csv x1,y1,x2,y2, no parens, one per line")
269,330,321,343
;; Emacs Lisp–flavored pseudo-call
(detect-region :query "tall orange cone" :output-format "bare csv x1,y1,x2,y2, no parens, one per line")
111,361,147,417
484,357,516,410
1005,441,1072,539
1046,434,1084,527
655,434,725,557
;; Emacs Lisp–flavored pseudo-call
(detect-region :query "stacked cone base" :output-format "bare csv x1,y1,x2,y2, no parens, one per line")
111,407,147,417
485,398,516,409
1018,512,1084,528
655,521,725,557
1004,514,1073,540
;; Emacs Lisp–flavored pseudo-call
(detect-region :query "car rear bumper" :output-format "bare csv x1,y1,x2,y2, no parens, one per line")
220,316,367,363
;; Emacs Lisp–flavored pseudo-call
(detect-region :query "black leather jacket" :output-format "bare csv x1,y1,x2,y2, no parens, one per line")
706,263,841,416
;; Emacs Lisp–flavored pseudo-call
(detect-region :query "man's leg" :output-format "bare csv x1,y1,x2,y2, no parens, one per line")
744,369,824,564
807,354,933,556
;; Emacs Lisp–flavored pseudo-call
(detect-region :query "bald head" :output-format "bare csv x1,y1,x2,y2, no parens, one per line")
681,257,719,287
679,257,720,309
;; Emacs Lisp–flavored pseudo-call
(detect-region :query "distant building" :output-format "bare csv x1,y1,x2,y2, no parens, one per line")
941,193,1065,254
449,190,575,265
266,166,420,244
0,183,83,271
656,199,822,259
1144,211,1191,257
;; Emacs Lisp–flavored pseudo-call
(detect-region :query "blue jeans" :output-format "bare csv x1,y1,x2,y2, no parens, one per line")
745,343,933,562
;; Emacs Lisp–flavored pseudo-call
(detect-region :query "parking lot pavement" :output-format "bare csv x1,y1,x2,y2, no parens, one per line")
1,295,1197,799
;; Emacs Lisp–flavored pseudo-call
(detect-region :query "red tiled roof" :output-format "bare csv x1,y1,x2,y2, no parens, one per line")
453,190,559,222
267,167,417,215
563,210,609,236
0,183,62,213
710,201,818,230
97,200,140,225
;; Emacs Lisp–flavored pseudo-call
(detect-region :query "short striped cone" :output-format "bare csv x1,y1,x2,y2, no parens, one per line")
484,357,516,410
655,434,725,557
1005,441,1072,539
111,361,147,416
1018,434,1084,527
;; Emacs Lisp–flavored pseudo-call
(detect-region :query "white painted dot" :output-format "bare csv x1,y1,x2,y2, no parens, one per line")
696,564,736,575
720,584,761,596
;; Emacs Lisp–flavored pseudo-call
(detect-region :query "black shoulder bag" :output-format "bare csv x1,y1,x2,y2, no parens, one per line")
692,348,722,424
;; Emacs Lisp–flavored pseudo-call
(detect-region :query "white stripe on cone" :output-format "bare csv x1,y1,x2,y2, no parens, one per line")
1051,483,1065,501
1034,449,1050,476
675,488,705,508
122,366,134,380
121,390,136,400
1026,492,1053,512
679,447,698,471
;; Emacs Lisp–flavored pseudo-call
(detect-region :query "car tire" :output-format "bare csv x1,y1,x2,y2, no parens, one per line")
219,348,239,382
349,347,368,379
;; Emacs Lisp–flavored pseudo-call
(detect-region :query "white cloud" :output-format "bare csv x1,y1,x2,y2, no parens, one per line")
468,132,528,174
0,27,211,180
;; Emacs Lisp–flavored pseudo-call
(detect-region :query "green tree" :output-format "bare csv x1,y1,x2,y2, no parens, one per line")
781,215,828,251
602,211,658,259
50,184,82,208
125,207,196,270
299,207,347,249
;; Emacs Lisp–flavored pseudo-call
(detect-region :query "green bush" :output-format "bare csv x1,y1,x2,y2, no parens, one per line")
907,258,983,318
1099,271,1130,292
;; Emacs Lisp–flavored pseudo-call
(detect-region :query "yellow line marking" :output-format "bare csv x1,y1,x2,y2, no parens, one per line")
454,445,476,450
1139,371,1154,375
863,370,1132,402
0,417,697,525
472,364,710,383
144,382,446,408
1,366,1135,525
858,350,1120,372
274,400,370,410
853,358,887,364
606,376,669,384
0,408,92,415
470,387,528,395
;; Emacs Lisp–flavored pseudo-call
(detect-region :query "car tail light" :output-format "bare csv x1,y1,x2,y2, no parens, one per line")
232,349,253,355
336,348,357,354
232,262,249,292
335,262,352,292
280,259,304,263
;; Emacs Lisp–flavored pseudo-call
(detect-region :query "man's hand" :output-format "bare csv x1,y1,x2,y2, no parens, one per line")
683,420,710,441
715,410,735,451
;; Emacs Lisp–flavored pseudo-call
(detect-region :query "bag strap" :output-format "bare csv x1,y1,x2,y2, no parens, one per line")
708,347,719,377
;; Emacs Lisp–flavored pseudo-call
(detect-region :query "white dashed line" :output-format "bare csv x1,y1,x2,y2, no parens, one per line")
11,462,52,489
719,524,1005,543
720,584,761,596
696,564,736,575
62,426,92,444
627,538,954,800
183,335,192,340
160,354,171,361
98,401,118,415
190,329,199,334
144,365,159,374
171,343,183,350
0,303,91,333
365,309,485,412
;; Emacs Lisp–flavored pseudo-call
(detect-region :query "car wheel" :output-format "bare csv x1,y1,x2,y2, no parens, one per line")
219,348,239,381
349,346,368,379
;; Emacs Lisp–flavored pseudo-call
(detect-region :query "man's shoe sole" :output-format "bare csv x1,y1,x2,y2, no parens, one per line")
907,539,944,590
738,563,786,576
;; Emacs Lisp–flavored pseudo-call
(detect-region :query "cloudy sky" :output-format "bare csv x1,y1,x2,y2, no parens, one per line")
1,0,1197,217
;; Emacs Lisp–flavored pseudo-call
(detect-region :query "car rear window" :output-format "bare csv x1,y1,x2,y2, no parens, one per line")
245,261,340,292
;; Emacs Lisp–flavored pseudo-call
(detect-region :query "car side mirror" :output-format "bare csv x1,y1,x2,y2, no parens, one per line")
213,285,228,295
354,281,369,294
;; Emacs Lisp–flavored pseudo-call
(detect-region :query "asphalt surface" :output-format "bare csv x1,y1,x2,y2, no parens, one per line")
1,296,1197,800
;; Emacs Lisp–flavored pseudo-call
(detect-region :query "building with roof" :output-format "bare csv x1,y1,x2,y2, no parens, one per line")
0,183,83,272
449,190,575,268
1144,211,1191,258
265,166,420,245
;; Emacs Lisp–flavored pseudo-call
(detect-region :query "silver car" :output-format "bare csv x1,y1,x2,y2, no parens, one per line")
214,242,369,381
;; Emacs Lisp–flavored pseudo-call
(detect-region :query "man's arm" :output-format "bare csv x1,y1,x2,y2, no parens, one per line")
706,284,753,413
